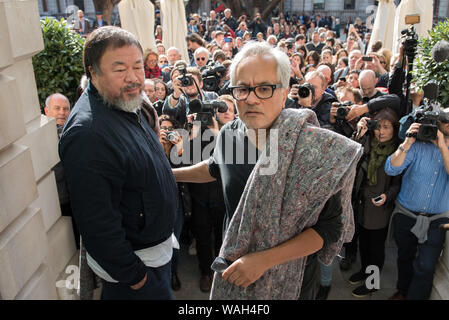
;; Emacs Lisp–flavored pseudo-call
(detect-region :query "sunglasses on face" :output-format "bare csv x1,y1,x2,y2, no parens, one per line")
196,57,206,61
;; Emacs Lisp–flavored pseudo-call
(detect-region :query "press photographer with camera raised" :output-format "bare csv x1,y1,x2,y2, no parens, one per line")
384,107,449,300
349,108,401,298
297,71,338,127
163,65,218,127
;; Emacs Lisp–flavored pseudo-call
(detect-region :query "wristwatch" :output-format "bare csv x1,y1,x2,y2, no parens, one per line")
398,144,409,153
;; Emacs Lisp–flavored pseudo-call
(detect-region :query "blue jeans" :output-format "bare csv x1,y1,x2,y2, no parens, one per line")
319,259,333,287
100,262,173,300
393,213,449,300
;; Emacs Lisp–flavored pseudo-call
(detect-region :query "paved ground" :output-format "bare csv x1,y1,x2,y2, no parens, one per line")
66,241,398,300
173,242,399,300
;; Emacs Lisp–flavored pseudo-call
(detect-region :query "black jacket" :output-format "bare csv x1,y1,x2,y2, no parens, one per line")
311,92,338,127
59,83,178,286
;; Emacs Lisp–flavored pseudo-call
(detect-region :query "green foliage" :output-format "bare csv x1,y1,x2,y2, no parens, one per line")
32,18,85,110
413,19,449,106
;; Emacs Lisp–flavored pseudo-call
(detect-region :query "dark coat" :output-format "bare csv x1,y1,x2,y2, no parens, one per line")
59,83,178,286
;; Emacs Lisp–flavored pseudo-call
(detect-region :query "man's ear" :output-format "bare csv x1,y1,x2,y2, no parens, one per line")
44,106,49,116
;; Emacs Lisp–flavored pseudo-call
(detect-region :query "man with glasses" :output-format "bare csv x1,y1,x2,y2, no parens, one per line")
193,47,211,68
171,42,362,299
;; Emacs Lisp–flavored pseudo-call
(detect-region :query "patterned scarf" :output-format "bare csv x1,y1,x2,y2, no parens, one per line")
366,137,396,186
210,108,363,300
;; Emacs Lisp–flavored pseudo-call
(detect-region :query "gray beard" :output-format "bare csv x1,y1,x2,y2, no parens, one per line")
103,91,144,113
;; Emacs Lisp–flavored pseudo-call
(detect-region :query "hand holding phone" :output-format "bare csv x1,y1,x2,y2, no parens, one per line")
372,194,386,206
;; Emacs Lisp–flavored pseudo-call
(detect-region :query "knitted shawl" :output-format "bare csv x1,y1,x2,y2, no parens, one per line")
210,108,363,300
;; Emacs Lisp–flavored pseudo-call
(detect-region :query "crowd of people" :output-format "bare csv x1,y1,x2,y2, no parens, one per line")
44,8,449,301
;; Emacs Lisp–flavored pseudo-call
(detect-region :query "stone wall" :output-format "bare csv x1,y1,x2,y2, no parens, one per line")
0,0,76,300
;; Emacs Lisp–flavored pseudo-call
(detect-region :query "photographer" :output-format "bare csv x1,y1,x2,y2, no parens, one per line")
385,107,449,300
345,70,403,122
298,71,337,127
184,103,227,293
158,115,190,292
163,66,218,127
348,108,402,298
248,12,267,39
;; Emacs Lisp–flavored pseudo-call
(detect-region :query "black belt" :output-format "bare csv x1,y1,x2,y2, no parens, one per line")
410,210,434,218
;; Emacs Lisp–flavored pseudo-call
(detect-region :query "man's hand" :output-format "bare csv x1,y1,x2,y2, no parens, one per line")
346,104,368,121
298,92,313,108
130,273,147,290
354,56,365,70
288,85,299,101
221,252,268,288
329,102,339,124
207,115,220,136
404,123,420,148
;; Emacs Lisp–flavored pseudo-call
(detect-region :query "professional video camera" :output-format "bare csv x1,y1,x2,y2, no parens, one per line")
405,82,449,141
297,83,315,99
176,65,194,87
335,100,352,120
188,99,228,128
201,63,227,92
407,108,449,141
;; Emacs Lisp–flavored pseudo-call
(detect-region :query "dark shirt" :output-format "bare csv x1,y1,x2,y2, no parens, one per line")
305,41,325,54
59,83,177,286
208,118,342,246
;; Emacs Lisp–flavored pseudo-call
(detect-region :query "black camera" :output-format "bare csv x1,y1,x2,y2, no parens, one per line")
336,101,352,120
202,64,227,92
407,109,449,141
366,119,379,131
298,83,315,99
401,25,418,59
176,66,194,87
188,99,228,127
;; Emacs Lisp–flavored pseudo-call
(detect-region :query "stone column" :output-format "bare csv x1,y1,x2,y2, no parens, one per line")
0,0,76,300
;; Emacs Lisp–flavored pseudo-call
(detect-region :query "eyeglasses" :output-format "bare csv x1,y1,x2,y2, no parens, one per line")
160,126,174,131
229,84,282,101
196,57,206,61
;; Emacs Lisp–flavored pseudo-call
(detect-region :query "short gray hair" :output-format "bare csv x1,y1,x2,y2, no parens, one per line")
229,41,290,89
194,47,210,59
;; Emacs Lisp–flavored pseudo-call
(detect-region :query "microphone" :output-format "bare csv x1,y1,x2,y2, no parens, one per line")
423,81,439,100
431,40,449,63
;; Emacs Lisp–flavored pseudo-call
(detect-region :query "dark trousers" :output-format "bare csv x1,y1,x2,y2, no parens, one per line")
172,206,184,274
393,213,449,300
191,199,225,275
358,224,388,272
101,262,173,300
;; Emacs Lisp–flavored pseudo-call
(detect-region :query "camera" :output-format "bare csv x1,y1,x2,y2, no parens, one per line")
298,83,315,99
407,109,449,141
176,66,194,87
201,63,227,92
366,119,379,131
401,24,419,59
336,101,352,120
188,99,228,127
164,131,178,143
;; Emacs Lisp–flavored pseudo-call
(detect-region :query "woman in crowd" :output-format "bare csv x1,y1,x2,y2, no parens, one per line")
349,108,401,298
158,115,191,292
153,80,169,116
143,49,161,79
306,50,321,66
155,25,163,41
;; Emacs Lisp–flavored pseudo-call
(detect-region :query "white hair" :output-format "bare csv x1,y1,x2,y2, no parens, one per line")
194,47,211,59
230,41,290,89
